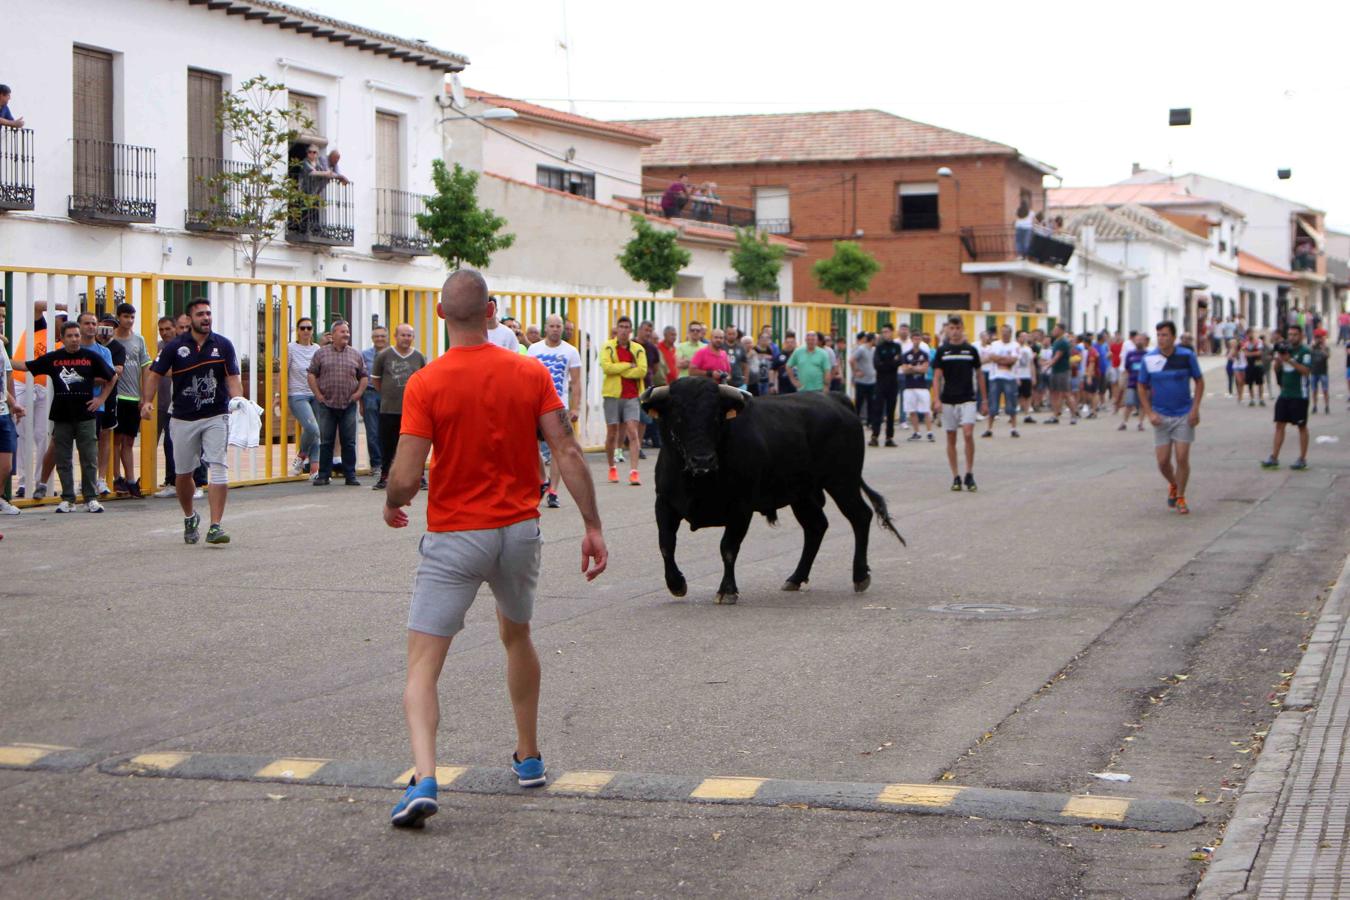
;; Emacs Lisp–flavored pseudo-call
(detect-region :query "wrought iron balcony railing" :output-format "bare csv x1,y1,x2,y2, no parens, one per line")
960,225,1075,267
286,176,354,247
642,195,757,228
373,189,432,256
0,127,35,211
69,139,156,223
756,218,792,235
185,157,257,232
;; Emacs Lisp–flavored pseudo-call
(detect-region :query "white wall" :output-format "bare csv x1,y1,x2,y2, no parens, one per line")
1179,175,1299,269
477,119,645,205
1085,240,1184,333
0,0,450,287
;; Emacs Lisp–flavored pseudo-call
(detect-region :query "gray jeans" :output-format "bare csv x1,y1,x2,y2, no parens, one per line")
52,419,99,503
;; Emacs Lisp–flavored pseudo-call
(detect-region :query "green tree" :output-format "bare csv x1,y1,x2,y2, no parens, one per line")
729,228,786,300
200,75,321,279
417,159,516,271
617,215,691,295
812,241,881,303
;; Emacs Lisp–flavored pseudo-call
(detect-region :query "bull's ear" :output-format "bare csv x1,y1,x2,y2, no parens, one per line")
724,409,738,420
639,385,669,418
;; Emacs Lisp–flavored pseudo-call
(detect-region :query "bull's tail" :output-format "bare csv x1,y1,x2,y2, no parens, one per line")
861,480,906,546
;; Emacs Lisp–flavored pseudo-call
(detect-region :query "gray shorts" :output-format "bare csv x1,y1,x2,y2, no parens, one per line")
169,415,228,474
604,396,641,425
1050,372,1071,393
1124,387,1140,408
1153,415,1195,447
409,519,542,637
940,401,978,431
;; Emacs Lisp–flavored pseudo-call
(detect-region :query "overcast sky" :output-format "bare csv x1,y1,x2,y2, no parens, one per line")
308,0,1350,231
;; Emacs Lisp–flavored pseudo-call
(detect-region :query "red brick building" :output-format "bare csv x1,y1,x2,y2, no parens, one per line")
623,110,1071,313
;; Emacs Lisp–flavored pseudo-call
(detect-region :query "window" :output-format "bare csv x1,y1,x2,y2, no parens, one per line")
917,293,969,311
375,112,400,192
754,186,790,233
72,46,114,199
536,165,595,199
288,91,322,142
187,71,223,159
895,182,939,231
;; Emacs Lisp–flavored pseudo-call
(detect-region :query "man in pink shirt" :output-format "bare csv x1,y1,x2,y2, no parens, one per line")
689,328,732,384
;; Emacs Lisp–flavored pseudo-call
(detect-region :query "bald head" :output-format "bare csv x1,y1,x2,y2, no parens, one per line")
439,269,490,325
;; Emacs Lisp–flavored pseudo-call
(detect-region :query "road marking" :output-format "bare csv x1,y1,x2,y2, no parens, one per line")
1061,795,1131,822
548,770,616,795
255,757,329,780
0,744,66,767
394,765,468,786
691,776,766,800
128,751,193,771
877,783,965,807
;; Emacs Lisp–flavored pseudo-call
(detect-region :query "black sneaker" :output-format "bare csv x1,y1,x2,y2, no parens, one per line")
1010,429,1020,438
313,476,331,486
14,486,23,499
964,473,977,492
885,439,898,447
373,479,388,490
951,477,962,492
184,512,201,545
1043,417,1059,424
546,492,561,509
980,430,993,438
868,437,879,447
926,432,935,442
344,476,361,486
1023,416,1036,424
907,433,921,442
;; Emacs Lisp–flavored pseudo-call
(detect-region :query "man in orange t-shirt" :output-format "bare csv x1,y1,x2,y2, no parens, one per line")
381,268,607,829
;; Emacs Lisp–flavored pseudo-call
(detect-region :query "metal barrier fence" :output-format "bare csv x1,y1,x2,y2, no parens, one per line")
0,266,1054,506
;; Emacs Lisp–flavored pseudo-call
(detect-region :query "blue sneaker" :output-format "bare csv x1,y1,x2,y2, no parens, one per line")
390,776,438,828
512,754,546,788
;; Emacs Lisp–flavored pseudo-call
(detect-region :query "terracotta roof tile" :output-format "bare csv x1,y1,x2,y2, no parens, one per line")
614,110,1018,167
1237,251,1296,281
463,89,660,144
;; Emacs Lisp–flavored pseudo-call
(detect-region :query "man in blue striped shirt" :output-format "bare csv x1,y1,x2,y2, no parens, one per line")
1137,320,1204,515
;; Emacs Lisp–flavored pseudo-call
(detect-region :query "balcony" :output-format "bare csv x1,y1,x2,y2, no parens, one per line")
642,195,757,229
285,178,354,247
69,139,156,224
756,218,793,235
1292,251,1318,273
373,189,432,257
185,157,256,234
0,127,35,211
960,226,1074,266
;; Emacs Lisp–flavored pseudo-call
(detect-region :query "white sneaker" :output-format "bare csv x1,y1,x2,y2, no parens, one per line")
154,486,176,498
97,479,110,496
86,499,105,513
55,500,76,513
614,448,625,464
290,456,307,475
192,488,205,500
0,500,19,516
900,422,910,429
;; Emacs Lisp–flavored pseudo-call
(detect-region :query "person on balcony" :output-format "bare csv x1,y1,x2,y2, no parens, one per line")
298,145,341,235
0,85,22,128
326,149,351,185
660,174,691,218
1014,202,1034,258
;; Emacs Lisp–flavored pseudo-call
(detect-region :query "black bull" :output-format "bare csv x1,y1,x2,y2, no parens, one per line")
640,379,905,605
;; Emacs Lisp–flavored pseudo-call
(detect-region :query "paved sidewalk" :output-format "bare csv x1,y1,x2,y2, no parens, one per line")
1200,554,1350,899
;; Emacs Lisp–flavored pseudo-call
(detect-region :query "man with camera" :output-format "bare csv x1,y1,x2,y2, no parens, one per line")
1261,326,1313,471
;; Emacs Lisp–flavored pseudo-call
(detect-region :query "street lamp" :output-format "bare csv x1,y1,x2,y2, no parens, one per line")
938,166,961,265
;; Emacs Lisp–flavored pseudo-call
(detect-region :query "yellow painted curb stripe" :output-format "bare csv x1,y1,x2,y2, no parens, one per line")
255,757,329,780
877,783,965,807
1061,795,1131,822
128,752,192,771
691,776,766,801
393,766,468,787
0,744,66,767
548,771,616,795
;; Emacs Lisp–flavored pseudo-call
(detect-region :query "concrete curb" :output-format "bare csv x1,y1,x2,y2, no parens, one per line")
1194,551,1350,899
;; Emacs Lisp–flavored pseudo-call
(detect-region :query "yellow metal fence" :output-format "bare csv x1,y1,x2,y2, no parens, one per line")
1,266,1053,505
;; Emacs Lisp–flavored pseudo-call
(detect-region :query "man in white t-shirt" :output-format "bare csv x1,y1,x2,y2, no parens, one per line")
1012,331,1036,423
486,298,521,352
527,314,582,508
287,317,322,478
983,324,1021,438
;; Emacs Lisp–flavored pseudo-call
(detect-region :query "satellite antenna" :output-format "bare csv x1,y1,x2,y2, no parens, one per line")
448,73,467,110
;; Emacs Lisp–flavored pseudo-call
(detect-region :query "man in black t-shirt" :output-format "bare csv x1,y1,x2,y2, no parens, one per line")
931,316,987,492
872,324,902,445
13,321,115,512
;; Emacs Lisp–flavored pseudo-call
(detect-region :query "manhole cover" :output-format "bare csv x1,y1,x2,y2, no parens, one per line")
927,603,1039,617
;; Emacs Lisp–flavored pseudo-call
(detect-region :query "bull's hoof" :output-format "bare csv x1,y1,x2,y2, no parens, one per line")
854,576,871,593
715,593,738,606
781,580,804,592
668,576,688,598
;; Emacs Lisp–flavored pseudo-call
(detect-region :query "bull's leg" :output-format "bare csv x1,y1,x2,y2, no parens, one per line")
782,500,829,591
828,485,874,591
715,512,752,605
656,495,687,597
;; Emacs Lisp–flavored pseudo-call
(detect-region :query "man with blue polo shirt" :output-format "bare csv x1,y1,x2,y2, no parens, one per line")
1137,320,1204,516
141,297,243,545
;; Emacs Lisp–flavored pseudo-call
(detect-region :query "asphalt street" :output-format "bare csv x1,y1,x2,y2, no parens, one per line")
3,365,1349,898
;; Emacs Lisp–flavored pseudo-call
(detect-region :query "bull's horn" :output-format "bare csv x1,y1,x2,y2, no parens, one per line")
717,385,747,410
640,386,669,409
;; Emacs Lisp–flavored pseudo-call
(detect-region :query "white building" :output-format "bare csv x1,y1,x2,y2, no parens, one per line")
1052,205,1195,335
0,0,462,312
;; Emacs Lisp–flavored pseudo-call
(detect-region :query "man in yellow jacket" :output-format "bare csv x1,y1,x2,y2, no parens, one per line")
600,315,647,486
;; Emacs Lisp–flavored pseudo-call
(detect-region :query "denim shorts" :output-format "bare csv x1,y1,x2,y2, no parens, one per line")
1311,374,1329,393
988,378,1018,415
0,414,15,454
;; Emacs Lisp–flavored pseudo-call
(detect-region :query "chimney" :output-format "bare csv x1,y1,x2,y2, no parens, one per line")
1131,162,1142,175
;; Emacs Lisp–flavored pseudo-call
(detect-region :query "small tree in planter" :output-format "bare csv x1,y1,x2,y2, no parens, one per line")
417,159,516,271
812,241,881,304
730,228,787,300
618,215,691,295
